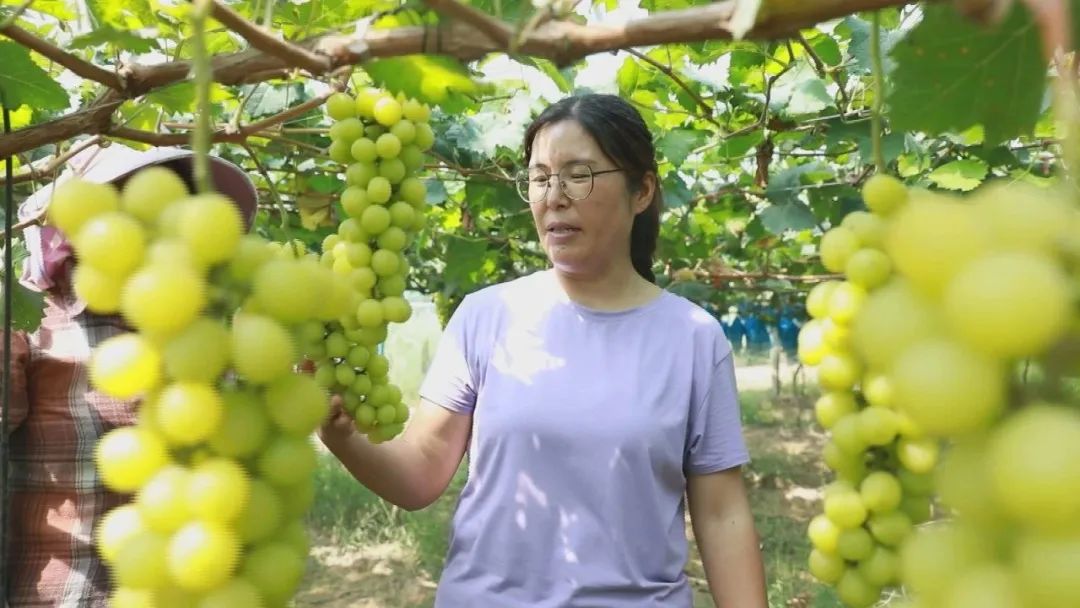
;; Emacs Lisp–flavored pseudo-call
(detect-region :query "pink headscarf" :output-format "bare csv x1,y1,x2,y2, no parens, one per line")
18,143,258,295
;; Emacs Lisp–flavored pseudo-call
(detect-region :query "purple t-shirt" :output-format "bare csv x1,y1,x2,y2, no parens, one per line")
420,270,750,607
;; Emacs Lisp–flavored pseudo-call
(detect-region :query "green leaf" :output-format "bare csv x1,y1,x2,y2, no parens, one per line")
244,83,308,119
365,55,482,113
657,128,708,166
766,162,832,206
520,58,573,93
0,282,44,332
426,179,448,204
841,15,902,75
4,0,75,20
809,32,842,67
887,3,1044,145
786,78,834,116
824,118,905,166
927,158,989,191
69,26,158,53
465,180,519,212
758,202,817,234
0,42,68,111
663,176,693,208
443,236,489,286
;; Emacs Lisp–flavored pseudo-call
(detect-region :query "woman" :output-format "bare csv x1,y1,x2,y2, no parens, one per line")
320,93,767,607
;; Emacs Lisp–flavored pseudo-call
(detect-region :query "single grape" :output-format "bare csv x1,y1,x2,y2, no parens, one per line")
89,333,162,398
375,133,402,159
326,92,356,120
373,97,403,127
47,177,120,237
861,174,907,216
95,427,170,493
74,211,147,277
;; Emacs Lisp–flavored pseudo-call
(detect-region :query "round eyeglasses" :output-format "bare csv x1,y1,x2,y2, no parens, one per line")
515,163,623,204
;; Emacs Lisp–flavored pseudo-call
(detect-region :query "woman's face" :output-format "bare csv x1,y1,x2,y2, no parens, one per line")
526,119,653,279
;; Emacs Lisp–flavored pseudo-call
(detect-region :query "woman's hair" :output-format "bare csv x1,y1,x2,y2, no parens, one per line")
522,93,664,283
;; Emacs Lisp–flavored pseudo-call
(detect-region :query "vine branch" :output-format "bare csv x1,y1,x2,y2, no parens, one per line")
624,48,720,128
206,0,332,76
421,0,513,47
0,0,911,159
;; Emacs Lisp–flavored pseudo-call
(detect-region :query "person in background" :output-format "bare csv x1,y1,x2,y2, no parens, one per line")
1,143,258,607
320,93,768,607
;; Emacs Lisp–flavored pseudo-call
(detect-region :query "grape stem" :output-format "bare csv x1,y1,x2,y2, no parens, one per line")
191,0,214,195
869,10,886,172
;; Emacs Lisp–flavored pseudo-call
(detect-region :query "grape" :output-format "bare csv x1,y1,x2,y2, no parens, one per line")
326,92,356,120
230,313,296,384
97,505,147,564
75,212,147,277
346,161,378,188
113,530,171,588
328,140,353,164
986,404,1080,531
355,299,385,328
942,251,1071,358
388,201,416,229
122,167,191,225
240,542,306,606
73,264,124,313
185,458,250,523
155,382,223,446
378,158,407,184
805,281,839,319
808,549,846,584
414,122,435,151
861,174,907,216
377,226,408,252
974,181,1075,256
390,119,416,144
820,226,859,273
844,248,891,290
47,177,120,237
237,479,283,544
341,186,370,218
859,471,902,513
840,210,886,249
197,579,263,608
350,137,377,163
373,97,402,127
367,176,393,205
814,392,857,430
377,274,406,297
371,249,400,276
256,435,317,487
891,339,1004,436
121,263,206,337
163,318,230,383
329,117,364,142
885,193,989,296
399,177,427,206
136,465,191,532
264,374,329,436
252,259,317,323
818,352,861,391
375,133,402,159
826,281,865,325
400,145,425,173
382,296,412,323
89,334,162,398
354,87,380,118
96,427,170,493
850,279,944,372
402,98,430,122
167,520,240,591
206,389,269,458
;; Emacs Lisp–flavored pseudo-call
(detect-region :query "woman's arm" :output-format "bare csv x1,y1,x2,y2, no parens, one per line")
318,397,472,511
687,466,768,608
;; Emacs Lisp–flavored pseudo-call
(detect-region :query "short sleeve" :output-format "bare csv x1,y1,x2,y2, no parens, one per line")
419,296,479,414
684,351,750,475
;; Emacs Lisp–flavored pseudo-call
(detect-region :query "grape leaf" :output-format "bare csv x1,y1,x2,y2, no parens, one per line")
443,236,489,286
0,43,69,111
766,162,832,206
758,202,817,235
887,2,1044,146
69,26,158,52
0,281,44,333
365,55,483,113
657,128,708,165
927,158,989,191
841,15,901,75
465,180,519,212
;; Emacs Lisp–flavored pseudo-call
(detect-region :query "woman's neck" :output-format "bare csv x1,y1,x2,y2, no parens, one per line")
551,260,661,312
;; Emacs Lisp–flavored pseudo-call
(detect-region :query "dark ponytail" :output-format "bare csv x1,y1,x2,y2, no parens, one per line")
522,94,664,283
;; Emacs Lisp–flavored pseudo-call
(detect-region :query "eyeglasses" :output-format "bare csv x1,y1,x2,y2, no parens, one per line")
515,163,623,204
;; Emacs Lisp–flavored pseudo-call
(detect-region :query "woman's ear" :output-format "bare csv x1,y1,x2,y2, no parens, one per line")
631,172,657,215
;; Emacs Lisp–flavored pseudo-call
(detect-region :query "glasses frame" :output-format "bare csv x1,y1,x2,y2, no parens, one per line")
515,163,623,204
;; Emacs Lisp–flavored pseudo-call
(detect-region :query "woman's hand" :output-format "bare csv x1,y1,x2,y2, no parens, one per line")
318,394,357,448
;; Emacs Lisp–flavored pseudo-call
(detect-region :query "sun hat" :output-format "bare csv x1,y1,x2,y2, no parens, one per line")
18,142,259,293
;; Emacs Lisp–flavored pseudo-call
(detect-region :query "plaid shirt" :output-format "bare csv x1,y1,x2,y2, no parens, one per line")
3,275,136,607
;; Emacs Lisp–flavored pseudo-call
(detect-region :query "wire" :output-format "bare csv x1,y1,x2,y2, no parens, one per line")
1,98,14,607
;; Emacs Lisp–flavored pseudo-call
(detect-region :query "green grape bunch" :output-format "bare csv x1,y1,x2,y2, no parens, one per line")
799,173,1080,608
47,165,361,605
313,86,435,444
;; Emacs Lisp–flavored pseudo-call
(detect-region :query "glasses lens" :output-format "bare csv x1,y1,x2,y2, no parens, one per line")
560,164,593,200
